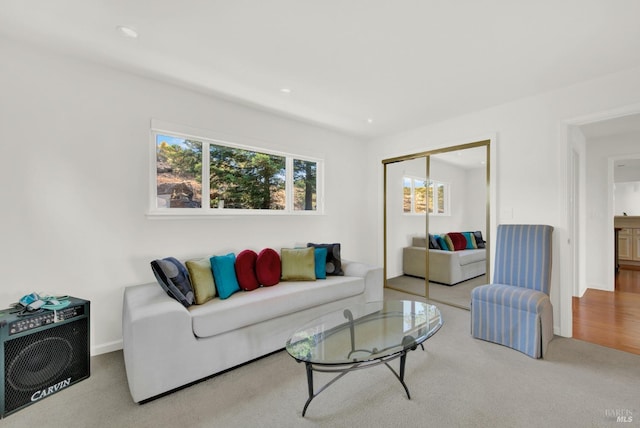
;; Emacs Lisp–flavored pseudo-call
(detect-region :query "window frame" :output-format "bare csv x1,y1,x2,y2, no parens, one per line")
148,120,324,218
403,175,450,216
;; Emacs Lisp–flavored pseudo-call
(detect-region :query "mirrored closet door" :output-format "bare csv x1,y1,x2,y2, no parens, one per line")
383,141,491,309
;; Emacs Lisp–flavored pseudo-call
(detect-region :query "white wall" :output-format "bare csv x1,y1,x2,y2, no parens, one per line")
365,65,640,336
585,134,640,291
429,158,471,234
0,38,370,354
463,167,488,234
615,182,640,215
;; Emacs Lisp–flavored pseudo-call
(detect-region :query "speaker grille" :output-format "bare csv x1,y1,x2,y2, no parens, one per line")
4,317,89,415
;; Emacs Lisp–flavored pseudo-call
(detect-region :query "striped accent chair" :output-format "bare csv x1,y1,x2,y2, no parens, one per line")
471,224,554,358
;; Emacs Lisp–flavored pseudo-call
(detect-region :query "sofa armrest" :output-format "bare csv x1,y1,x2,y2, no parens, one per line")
342,260,384,303
122,282,193,402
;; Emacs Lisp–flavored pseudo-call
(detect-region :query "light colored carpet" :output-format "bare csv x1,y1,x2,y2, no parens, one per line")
386,274,487,309
2,288,639,427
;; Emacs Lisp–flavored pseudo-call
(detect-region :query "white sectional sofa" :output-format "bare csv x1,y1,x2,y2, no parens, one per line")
122,260,383,403
403,236,486,285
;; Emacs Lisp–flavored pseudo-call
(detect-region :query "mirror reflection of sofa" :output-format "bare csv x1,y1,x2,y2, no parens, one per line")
403,232,486,285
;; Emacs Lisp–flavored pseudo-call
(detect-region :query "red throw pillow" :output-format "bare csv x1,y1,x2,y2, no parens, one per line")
256,248,281,286
447,232,467,251
235,249,259,291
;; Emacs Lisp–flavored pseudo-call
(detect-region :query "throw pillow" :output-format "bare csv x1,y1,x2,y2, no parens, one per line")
436,235,450,251
307,243,344,276
429,234,441,250
443,234,455,251
235,249,260,291
462,232,478,249
150,257,195,307
447,232,467,251
256,248,281,286
210,253,240,299
281,247,316,281
313,247,328,279
473,231,486,248
185,258,216,304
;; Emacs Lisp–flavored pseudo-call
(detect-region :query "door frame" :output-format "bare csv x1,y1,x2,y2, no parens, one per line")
560,103,640,337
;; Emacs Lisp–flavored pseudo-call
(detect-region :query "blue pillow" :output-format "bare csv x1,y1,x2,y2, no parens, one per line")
210,253,240,299
313,247,328,279
436,236,450,251
462,232,477,249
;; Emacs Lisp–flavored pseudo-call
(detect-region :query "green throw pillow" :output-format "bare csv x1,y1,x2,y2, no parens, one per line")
185,258,216,304
281,247,316,281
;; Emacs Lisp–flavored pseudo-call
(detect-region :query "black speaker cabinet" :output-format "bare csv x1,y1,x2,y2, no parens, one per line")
0,297,90,417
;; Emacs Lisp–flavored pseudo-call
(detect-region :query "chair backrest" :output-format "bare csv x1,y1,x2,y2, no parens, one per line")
493,224,553,294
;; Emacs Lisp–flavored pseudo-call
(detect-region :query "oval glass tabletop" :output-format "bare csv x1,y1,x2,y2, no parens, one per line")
286,300,442,365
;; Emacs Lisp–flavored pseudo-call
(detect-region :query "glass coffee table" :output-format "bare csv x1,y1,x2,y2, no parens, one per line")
285,300,442,416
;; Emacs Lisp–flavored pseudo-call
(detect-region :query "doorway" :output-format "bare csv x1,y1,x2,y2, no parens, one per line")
567,111,640,354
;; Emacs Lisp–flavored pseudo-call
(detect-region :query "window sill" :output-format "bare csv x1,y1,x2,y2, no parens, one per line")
146,209,324,220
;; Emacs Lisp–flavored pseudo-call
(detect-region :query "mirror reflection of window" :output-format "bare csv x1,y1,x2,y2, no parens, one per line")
402,176,428,214
427,180,449,215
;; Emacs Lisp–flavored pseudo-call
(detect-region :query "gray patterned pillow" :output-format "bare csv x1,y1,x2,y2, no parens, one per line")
307,243,344,276
151,257,195,307
473,231,486,249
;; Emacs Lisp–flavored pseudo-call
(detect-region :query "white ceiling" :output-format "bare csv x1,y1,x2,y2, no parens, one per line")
2,1,640,139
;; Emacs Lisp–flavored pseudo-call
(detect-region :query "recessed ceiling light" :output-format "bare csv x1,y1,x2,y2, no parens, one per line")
280,88,291,94
117,26,139,39
367,118,373,124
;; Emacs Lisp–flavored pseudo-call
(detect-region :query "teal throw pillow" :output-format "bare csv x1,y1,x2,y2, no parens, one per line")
314,247,327,279
436,235,450,251
210,253,240,299
462,232,477,249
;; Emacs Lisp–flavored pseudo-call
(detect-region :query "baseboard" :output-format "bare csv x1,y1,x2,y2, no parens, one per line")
92,339,123,356
619,263,640,271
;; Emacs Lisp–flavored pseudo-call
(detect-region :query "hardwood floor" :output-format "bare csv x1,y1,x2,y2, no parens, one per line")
615,266,640,293
572,268,640,355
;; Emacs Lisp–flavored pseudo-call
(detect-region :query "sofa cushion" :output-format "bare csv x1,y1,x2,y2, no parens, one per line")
447,232,467,251
429,234,440,249
437,235,451,251
189,276,365,338
412,236,428,248
457,249,486,266
473,231,486,248
462,232,478,249
313,247,328,279
210,253,240,299
235,250,259,291
256,248,281,286
185,258,216,304
150,257,195,308
281,247,316,281
308,243,344,276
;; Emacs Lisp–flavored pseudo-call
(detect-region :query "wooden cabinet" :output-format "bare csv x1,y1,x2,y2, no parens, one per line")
614,217,640,267
619,228,632,260
634,229,640,261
